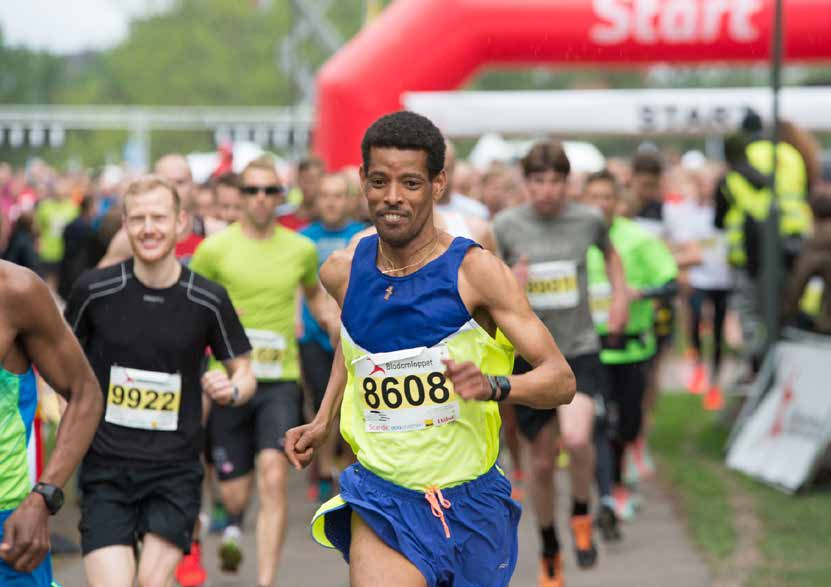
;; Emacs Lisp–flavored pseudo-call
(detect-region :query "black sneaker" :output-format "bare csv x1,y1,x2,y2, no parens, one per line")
596,504,622,542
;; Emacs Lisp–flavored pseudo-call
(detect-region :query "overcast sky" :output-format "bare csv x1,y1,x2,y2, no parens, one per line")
0,0,172,54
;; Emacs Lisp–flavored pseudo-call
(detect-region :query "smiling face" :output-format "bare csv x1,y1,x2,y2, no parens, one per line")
360,147,446,248
123,186,185,265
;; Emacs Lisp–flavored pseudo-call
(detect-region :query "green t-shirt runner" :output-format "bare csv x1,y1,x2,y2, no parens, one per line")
587,216,677,364
35,198,78,263
190,222,318,381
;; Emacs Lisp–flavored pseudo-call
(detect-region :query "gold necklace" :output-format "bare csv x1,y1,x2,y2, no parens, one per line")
378,237,439,276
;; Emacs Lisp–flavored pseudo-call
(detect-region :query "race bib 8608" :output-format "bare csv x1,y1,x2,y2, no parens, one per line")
354,346,459,433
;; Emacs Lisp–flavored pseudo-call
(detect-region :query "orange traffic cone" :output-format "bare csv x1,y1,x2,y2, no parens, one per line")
702,385,724,411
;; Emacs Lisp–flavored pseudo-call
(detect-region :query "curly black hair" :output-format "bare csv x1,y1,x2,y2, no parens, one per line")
361,111,446,179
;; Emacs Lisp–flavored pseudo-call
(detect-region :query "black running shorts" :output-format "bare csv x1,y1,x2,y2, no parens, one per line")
79,459,203,555
512,352,610,442
209,381,303,481
299,341,335,413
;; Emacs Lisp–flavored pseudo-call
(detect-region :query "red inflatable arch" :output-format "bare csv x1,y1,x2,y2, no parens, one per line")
315,0,831,169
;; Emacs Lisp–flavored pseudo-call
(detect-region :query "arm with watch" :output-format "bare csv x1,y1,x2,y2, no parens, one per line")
201,356,256,407
446,247,576,409
0,272,103,573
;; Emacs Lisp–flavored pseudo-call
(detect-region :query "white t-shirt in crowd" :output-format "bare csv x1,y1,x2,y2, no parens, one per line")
664,199,733,291
437,192,490,220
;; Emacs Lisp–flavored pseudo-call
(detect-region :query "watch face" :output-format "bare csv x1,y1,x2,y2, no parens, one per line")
53,487,65,511
35,484,64,514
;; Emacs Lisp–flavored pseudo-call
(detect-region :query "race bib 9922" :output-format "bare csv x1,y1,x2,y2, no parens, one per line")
106,366,181,431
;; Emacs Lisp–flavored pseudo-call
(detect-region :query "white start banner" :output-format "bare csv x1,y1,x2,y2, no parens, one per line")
726,341,831,493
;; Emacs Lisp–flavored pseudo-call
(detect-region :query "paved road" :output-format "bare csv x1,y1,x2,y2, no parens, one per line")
52,465,710,587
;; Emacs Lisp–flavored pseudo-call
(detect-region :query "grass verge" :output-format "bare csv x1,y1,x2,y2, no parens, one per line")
651,393,831,586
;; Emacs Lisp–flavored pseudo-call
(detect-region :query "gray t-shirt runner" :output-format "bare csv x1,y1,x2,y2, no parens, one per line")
493,201,609,358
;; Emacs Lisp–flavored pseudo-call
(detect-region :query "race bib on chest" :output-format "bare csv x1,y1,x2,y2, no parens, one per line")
106,366,182,431
527,261,579,310
354,346,459,434
589,282,612,326
246,329,286,380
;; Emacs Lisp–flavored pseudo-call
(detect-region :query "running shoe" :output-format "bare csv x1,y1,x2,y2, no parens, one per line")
569,514,598,569
175,541,207,587
595,504,622,543
613,485,636,521
687,363,708,395
219,528,243,573
627,438,656,481
538,554,563,587
208,503,229,534
703,385,725,411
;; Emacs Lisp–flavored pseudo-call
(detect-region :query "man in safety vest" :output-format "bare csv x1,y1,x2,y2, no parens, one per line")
715,128,812,368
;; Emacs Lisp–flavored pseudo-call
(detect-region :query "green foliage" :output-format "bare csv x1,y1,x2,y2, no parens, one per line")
2,0,831,167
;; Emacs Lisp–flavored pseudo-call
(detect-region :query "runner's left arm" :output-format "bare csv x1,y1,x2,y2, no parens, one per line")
602,243,629,334
449,248,575,409
0,270,102,573
203,357,256,406
203,285,255,406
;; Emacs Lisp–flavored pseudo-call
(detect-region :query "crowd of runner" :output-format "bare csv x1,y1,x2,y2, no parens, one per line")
0,109,826,587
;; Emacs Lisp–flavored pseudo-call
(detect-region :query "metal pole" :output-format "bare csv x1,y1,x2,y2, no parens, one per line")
761,0,785,355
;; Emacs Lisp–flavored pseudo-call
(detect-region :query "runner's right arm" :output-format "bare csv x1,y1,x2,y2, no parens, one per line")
202,282,256,406
284,248,352,470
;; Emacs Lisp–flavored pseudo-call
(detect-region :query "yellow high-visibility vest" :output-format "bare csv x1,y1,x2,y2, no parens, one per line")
724,140,812,267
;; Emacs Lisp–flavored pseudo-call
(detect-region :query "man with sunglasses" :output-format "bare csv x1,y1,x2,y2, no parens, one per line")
190,156,336,587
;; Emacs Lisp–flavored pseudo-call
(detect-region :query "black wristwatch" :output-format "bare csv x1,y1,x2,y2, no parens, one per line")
486,375,512,402
32,483,64,516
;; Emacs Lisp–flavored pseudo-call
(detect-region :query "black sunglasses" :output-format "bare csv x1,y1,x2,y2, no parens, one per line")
241,184,285,196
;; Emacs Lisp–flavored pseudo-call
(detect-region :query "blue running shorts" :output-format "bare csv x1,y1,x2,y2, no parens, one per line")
312,463,521,587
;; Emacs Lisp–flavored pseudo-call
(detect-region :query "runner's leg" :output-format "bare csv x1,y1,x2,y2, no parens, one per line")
349,512,427,587
83,546,135,587
527,417,558,530
711,289,729,382
557,393,594,506
255,449,290,586
136,533,183,587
